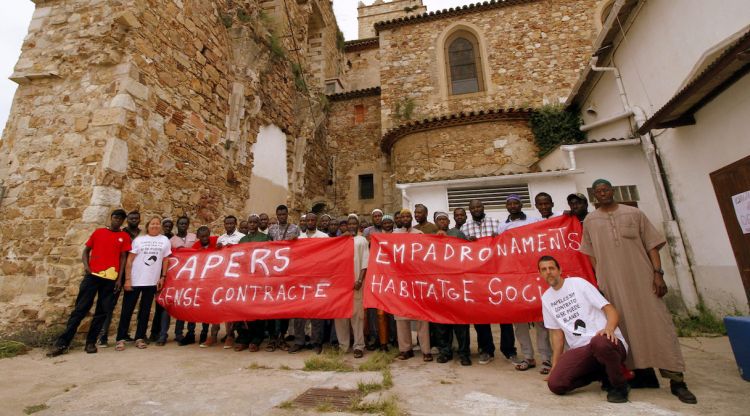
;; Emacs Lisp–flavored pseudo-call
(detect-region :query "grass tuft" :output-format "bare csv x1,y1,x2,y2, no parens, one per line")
350,396,402,415
303,350,354,372
277,400,294,409
0,340,30,359
357,380,384,395
381,367,393,389
358,349,397,372
278,364,292,370
674,302,727,337
23,404,49,415
245,361,272,370
315,400,334,412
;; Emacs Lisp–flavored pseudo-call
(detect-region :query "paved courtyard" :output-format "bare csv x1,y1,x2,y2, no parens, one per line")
1,335,748,415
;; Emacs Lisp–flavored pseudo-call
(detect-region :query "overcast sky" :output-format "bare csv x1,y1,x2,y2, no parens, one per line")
0,1,478,133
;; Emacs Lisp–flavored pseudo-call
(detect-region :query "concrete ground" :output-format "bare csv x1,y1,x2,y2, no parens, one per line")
1,335,748,415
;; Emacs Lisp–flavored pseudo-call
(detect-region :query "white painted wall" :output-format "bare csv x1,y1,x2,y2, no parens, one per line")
399,175,580,227
657,75,750,313
606,0,750,116
576,0,750,313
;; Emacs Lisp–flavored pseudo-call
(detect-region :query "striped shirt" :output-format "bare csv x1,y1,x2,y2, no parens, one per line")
460,216,502,238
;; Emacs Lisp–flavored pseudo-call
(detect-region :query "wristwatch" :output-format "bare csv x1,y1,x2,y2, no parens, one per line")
653,268,664,275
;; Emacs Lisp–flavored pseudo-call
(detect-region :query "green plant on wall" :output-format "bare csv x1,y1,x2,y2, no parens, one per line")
237,8,251,23
393,98,416,121
268,33,286,60
221,13,233,28
291,62,308,93
530,103,586,156
318,93,331,113
336,29,346,51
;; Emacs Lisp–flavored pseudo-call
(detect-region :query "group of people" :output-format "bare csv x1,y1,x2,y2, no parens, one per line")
46,179,696,405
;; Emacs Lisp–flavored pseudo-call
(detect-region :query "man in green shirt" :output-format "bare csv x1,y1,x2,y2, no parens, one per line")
239,215,271,243
434,211,471,365
414,204,439,234
235,214,270,351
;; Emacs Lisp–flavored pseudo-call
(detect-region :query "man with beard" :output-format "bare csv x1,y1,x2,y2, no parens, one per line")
363,209,384,241
461,199,517,365
580,179,696,404
414,204,438,234
540,256,630,403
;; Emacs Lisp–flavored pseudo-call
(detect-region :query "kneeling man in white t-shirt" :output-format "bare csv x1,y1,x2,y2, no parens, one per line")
539,255,630,403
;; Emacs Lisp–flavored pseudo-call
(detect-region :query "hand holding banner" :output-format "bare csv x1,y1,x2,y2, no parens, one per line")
363,216,595,324
158,237,354,324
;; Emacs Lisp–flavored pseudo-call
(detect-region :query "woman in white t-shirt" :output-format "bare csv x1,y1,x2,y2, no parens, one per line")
116,216,172,350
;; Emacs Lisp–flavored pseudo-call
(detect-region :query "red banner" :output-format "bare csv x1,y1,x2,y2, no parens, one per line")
363,216,595,324
157,237,354,324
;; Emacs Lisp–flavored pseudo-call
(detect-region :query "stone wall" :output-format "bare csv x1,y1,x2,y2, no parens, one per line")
390,119,537,183
377,0,599,132
326,92,392,217
0,0,337,330
344,44,381,92
357,0,427,39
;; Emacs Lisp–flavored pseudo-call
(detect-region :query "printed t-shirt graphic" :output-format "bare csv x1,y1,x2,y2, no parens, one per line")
86,228,132,280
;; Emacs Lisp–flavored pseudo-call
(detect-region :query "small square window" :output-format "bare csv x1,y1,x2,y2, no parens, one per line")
354,104,365,124
358,174,374,200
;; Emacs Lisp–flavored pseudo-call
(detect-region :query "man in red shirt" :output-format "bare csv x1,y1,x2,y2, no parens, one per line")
48,209,132,356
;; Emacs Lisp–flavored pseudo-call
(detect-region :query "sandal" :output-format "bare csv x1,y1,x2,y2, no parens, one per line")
135,339,147,349
514,359,536,371
540,360,552,375
115,340,126,351
264,340,277,352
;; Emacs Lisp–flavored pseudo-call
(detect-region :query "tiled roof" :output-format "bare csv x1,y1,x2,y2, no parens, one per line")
344,37,379,52
327,87,381,102
396,168,578,185
374,0,541,32
381,107,532,153
637,29,750,134
583,137,634,143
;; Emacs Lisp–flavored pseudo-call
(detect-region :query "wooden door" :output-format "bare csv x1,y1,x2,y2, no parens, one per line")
710,155,750,307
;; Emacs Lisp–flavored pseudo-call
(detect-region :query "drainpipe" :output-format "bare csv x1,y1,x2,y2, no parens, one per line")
633,106,700,314
581,58,636,135
400,187,411,210
560,139,640,170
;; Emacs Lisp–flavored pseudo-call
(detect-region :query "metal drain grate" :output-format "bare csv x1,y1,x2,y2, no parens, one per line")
291,387,359,411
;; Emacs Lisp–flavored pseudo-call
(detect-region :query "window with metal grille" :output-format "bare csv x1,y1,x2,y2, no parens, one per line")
359,174,374,200
587,185,640,207
448,184,531,211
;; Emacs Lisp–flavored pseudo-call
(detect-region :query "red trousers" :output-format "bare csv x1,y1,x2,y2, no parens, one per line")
548,334,627,395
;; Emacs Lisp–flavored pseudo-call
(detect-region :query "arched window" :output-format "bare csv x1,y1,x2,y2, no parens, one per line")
445,31,484,95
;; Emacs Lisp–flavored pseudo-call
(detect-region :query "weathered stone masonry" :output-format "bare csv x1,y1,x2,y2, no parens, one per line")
0,0,340,330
